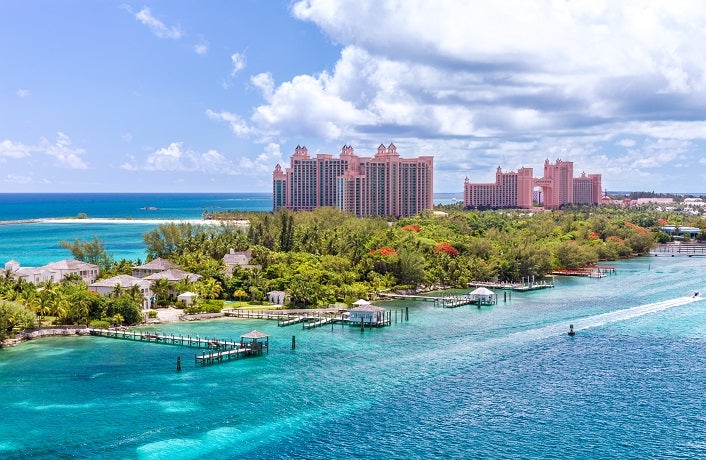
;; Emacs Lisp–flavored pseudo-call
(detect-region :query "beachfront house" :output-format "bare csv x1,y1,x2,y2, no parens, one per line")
88,275,153,310
132,257,179,278
4,259,99,285
349,304,386,325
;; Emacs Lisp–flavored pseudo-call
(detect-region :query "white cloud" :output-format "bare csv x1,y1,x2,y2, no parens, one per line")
0,140,31,159
122,142,239,174
239,143,284,173
134,7,182,39
3,174,33,184
16,89,30,98
0,133,87,169
39,132,88,169
230,52,246,76
251,73,275,101
205,110,252,137
193,40,209,55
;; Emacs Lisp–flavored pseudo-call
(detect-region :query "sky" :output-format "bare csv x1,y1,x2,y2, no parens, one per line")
3,1,706,194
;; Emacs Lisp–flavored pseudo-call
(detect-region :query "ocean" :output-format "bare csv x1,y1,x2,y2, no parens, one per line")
1,194,705,459
0,193,271,266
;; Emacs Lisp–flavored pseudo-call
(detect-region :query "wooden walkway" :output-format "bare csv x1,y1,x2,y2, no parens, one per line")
469,281,555,291
88,328,240,349
88,328,266,367
652,243,706,256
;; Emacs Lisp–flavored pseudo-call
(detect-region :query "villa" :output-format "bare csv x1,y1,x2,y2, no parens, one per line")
4,259,99,285
132,257,179,278
88,275,153,310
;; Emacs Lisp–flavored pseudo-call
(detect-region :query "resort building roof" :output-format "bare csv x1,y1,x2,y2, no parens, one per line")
143,269,202,283
89,275,147,288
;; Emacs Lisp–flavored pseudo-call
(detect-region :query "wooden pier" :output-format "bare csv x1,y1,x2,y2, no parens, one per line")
652,243,706,256
88,328,269,367
552,265,615,278
469,280,554,291
89,328,240,349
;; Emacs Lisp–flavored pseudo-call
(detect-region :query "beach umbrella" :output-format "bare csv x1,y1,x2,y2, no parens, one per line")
352,299,371,306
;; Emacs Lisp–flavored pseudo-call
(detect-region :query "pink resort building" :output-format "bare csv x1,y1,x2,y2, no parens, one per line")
464,159,602,209
273,144,434,217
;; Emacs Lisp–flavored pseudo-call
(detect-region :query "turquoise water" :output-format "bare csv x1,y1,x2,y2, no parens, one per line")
0,193,271,266
1,255,705,459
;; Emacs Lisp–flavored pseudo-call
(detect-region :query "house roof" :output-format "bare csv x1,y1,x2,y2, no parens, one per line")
89,275,147,288
177,291,198,299
134,257,178,271
223,250,252,265
43,259,98,271
143,269,202,282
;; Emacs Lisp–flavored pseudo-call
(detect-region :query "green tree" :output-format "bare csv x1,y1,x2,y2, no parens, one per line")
59,236,114,271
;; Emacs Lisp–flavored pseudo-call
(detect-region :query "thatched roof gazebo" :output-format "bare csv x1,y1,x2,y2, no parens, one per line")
240,330,269,354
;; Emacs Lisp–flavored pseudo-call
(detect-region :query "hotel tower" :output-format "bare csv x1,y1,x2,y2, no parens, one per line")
273,144,434,218
464,159,601,209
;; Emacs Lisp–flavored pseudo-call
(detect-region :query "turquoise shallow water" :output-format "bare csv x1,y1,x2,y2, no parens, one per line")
0,193,271,266
1,255,706,459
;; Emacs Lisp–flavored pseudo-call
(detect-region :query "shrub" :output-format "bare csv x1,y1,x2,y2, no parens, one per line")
89,319,111,329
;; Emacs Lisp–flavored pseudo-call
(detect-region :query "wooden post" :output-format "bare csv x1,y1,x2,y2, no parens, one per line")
405,306,409,321
504,291,507,302
291,335,296,349
176,356,181,372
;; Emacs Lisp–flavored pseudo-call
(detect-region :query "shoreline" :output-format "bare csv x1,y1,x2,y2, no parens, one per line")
0,217,249,226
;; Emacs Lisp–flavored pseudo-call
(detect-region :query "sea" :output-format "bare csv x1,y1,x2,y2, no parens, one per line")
1,194,706,459
0,193,272,266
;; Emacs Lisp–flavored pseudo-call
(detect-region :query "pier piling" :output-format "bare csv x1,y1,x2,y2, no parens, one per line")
292,335,296,350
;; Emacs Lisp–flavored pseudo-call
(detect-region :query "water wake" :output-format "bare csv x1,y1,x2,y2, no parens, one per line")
502,294,704,344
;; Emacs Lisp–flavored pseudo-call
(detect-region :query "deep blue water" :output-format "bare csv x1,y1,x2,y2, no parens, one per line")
1,255,706,459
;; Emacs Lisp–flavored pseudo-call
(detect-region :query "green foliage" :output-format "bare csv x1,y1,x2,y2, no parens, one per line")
0,300,36,339
89,319,111,328
185,299,224,314
59,236,114,271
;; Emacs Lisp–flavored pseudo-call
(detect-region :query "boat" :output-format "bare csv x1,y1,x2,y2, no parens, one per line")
568,324,575,336
140,206,160,211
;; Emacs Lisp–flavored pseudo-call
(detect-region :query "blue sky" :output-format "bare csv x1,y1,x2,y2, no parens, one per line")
3,1,706,193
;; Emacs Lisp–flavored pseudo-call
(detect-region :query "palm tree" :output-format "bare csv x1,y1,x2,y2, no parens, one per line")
151,279,171,306
197,278,222,300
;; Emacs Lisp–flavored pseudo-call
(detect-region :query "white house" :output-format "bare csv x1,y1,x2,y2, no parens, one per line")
5,259,99,285
88,275,153,310
132,257,179,278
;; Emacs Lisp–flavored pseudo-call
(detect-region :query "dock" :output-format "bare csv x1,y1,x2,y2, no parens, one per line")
88,328,269,367
552,265,615,278
88,328,240,349
652,243,706,256
469,280,554,291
